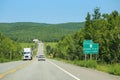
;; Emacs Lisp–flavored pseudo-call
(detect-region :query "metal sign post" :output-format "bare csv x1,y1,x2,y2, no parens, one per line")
85,54,87,61
90,54,92,60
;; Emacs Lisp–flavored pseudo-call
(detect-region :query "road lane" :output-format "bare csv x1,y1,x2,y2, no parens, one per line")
0,61,28,74
37,42,44,54
49,60,80,80
1,58,120,80
1,43,77,80
1,59,76,80
0,60,33,79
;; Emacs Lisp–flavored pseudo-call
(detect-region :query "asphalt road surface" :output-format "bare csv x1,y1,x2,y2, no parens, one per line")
0,43,120,80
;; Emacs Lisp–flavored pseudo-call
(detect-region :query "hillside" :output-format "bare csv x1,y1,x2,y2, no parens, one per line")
0,22,84,42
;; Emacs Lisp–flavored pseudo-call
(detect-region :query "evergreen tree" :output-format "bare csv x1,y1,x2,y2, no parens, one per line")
92,7,101,20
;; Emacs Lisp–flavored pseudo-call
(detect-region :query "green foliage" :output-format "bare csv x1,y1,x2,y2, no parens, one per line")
97,64,120,76
32,43,38,57
0,58,10,63
96,64,109,72
92,7,101,20
47,8,120,64
45,42,57,48
109,64,120,75
0,22,84,42
73,60,97,68
53,31,85,60
46,45,56,58
19,43,35,49
0,33,22,62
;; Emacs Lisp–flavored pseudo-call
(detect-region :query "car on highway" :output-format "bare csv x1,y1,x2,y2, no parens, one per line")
37,54,46,61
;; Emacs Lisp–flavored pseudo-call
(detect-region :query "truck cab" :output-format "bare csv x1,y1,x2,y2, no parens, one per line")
23,48,32,60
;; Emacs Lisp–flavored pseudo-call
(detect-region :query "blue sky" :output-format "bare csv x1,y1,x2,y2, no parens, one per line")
0,0,120,24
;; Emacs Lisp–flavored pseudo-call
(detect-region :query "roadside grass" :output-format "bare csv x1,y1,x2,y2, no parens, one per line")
0,58,10,63
19,43,35,48
96,64,109,72
73,60,97,68
53,58,97,68
44,42,57,48
108,64,120,75
0,55,22,63
52,58,120,76
97,64,120,75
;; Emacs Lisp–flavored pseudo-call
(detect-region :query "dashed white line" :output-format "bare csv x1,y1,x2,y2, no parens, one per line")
49,61,80,80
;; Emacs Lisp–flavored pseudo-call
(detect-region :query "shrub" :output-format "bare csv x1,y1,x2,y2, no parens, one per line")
73,60,97,68
0,58,10,63
109,64,120,75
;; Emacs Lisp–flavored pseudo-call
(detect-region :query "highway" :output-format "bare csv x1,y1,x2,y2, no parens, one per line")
0,43,120,80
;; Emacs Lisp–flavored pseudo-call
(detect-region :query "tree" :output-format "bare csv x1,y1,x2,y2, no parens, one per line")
84,12,92,39
46,9,120,64
92,7,101,20
0,33,22,62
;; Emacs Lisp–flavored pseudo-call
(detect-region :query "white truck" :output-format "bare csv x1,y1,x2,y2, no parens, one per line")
23,48,32,60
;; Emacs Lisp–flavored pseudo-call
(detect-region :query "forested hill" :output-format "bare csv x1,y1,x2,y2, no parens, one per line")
0,22,84,42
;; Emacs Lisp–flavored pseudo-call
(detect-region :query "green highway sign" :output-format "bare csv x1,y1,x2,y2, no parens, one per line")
83,40,99,54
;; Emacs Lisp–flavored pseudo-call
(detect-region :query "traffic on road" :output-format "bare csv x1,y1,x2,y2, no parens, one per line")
0,43,120,80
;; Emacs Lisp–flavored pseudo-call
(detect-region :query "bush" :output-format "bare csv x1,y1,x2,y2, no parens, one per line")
96,64,109,72
86,60,97,68
0,58,10,63
109,64,120,75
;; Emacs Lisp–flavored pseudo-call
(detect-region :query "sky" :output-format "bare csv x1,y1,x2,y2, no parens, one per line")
0,0,120,24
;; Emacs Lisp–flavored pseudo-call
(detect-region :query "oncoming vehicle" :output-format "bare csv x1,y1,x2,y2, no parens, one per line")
23,48,32,60
37,54,46,61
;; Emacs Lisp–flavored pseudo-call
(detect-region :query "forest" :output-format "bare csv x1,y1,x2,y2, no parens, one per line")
46,8,120,64
0,22,84,42
0,20,84,62
0,33,22,62
0,33,38,62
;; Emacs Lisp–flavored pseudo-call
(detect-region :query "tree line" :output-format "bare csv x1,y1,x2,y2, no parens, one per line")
46,8,120,64
0,33,22,62
0,22,84,42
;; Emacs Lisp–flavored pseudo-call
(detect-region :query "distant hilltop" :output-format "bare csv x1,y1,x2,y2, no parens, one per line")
0,22,84,42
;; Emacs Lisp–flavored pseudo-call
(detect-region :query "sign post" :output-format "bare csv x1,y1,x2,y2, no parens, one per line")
85,54,87,61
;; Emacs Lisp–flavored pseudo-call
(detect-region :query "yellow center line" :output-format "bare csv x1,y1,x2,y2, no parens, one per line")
0,60,34,79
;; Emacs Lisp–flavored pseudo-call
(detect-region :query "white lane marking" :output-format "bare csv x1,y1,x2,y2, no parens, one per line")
49,61,80,80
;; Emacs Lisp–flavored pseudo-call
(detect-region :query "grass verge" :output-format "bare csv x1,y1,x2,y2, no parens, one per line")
19,43,34,48
52,58,120,76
